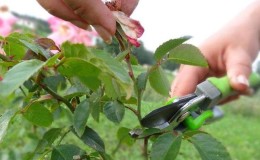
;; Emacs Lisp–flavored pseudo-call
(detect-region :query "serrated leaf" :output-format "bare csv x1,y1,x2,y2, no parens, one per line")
90,48,133,98
64,77,89,99
58,58,101,91
23,102,53,127
0,59,45,96
150,133,182,160
34,128,62,153
103,101,125,124
136,72,148,91
138,128,161,139
102,74,121,99
3,41,27,60
148,66,170,96
61,42,91,59
43,74,66,92
117,127,135,146
6,32,50,59
0,110,17,143
45,52,61,67
75,126,105,152
73,99,91,136
189,133,231,160
90,100,102,123
154,36,191,61
130,54,139,65
168,44,208,67
51,144,84,160
115,50,129,61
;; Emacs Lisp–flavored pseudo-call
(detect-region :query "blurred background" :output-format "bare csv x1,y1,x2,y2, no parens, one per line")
1,0,260,160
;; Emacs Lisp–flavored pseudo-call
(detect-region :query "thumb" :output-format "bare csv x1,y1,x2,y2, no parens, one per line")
226,48,252,92
170,65,208,97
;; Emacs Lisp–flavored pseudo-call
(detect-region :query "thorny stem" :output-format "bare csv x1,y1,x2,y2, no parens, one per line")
39,83,74,112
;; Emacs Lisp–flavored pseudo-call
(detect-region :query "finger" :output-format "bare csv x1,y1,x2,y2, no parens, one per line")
37,0,89,29
225,47,252,92
63,0,115,42
121,0,139,15
218,94,240,105
170,65,209,97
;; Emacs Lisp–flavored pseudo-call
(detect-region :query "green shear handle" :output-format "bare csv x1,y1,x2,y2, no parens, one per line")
208,73,260,98
184,72,260,130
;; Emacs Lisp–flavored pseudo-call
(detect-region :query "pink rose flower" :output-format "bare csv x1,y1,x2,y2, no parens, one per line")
112,11,144,47
0,6,17,37
47,17,98,46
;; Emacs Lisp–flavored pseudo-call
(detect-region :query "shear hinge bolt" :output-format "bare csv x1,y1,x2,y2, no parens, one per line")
177,112,190,123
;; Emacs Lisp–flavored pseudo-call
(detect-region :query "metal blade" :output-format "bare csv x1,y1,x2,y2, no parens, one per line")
140,94,196,128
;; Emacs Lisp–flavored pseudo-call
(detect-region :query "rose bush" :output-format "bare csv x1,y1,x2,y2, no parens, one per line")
0,4,232,160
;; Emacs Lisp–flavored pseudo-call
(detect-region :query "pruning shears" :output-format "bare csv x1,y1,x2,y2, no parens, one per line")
140,73,260,132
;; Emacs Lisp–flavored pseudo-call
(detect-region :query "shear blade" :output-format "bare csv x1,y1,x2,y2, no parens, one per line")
140,94,197,128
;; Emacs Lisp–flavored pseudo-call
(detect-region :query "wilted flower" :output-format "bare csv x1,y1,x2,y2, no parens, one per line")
0,6,17,37
48,17,98,46
112,11,144,47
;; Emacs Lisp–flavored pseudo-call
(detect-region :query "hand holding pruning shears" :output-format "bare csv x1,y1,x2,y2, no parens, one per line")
138,73,260,133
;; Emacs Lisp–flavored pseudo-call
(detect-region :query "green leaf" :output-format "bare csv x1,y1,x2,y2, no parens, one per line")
0,110,16,143
189,133,232,160
58,58,101,91
45,52,61,67
138,128,161,139
103,101,125,124
130,54,139,65
0,59,45,96
73,99,91,136
150,133,182,160
154,36,191,61
34,128,62,153
43,74,66,92
64,77,89,99
117,127,135,146
183,130,207,139
23,102,53,127
168,44,208,67
102,75,121,99
61,42,91,59
3,41,27,60
148,66,170,96
115,50,129,61
75,126,105,152
6,32,50,59
51,144,84,160
136,72,148,91
90,48,133,98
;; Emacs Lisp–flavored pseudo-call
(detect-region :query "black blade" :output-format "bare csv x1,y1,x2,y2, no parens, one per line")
141,94,197,128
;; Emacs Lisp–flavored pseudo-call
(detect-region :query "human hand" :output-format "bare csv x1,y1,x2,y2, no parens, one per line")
36,0,139,43
171,1,260,98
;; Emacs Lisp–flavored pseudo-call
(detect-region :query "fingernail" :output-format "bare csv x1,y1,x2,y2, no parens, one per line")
86,25,92,31
92,25,112,44
236,75,249,86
